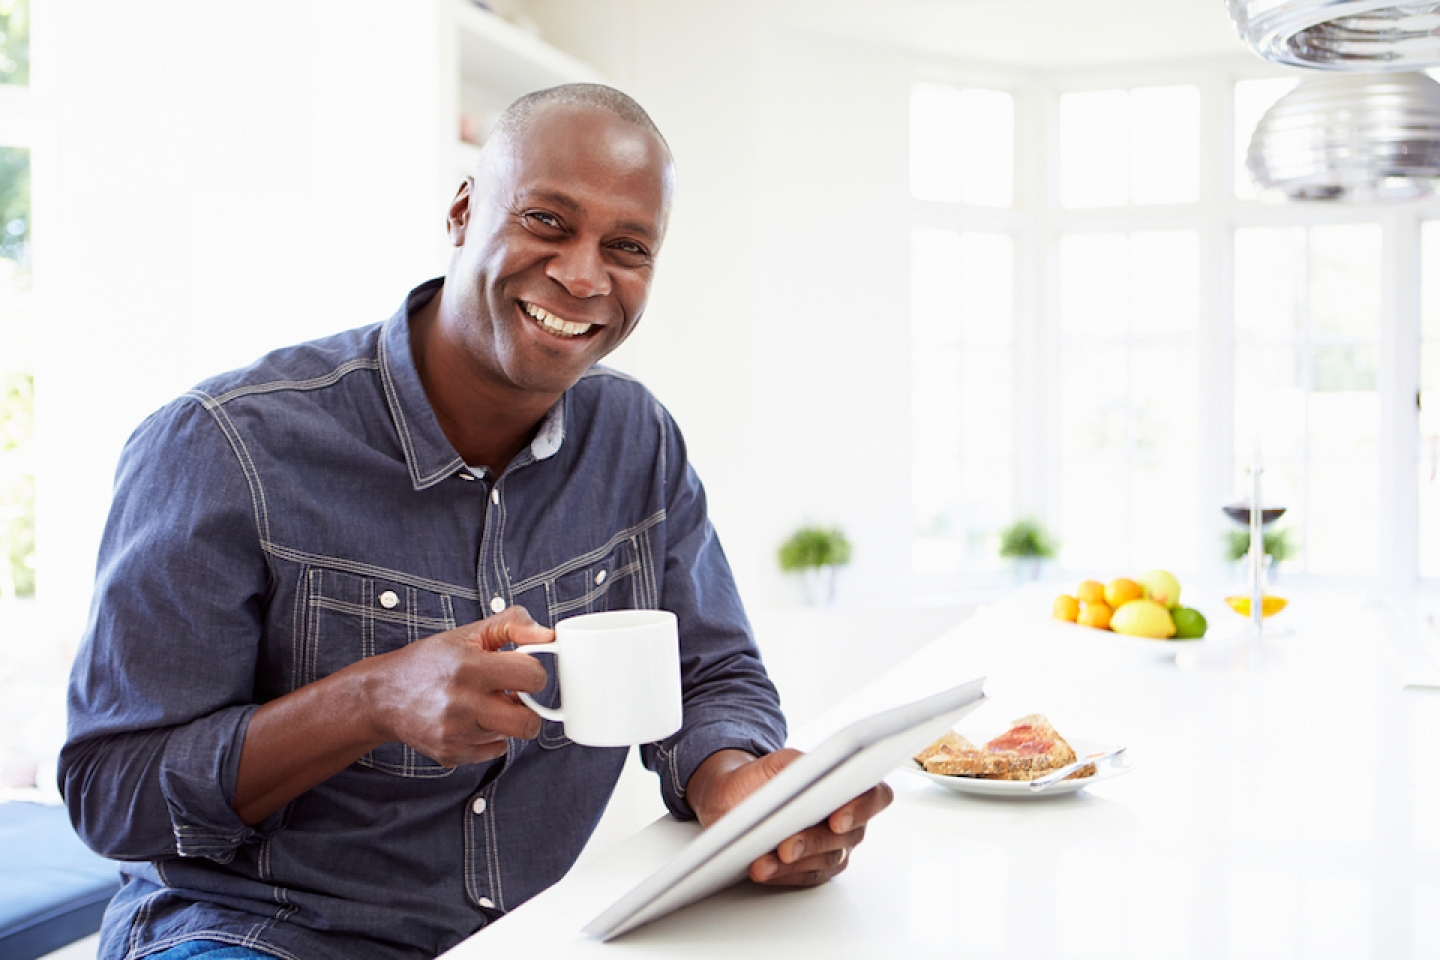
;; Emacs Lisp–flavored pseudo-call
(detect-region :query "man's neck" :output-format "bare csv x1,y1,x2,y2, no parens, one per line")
408,292,559,475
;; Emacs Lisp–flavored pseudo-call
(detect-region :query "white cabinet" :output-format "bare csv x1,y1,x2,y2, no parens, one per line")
439,0,603,183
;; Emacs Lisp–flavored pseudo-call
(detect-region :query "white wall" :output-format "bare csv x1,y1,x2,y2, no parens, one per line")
31,0,935,634
34,0,454,634
530,0,922,609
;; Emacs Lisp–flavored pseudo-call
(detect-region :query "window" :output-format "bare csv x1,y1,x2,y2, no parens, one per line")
1419,222,1440,579
1233,224,1382,576
909,81,1014,207
1059,85,1199,208
911,229,1015,574
0,0,30,599
1057,231,1201,570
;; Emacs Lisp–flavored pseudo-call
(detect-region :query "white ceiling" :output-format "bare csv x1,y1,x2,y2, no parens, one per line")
776,0,1250,68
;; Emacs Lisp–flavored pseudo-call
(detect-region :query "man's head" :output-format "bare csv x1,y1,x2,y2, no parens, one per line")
439,84,675,400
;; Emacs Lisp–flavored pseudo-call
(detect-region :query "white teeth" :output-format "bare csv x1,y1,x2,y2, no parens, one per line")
524,302,593,338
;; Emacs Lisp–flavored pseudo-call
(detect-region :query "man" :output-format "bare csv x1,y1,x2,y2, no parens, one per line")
61,84,891,960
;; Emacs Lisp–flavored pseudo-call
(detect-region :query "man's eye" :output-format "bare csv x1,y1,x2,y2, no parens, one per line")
613,241,648,257
527,211,561,229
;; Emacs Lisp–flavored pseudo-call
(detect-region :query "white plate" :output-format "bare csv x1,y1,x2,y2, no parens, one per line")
909,738,1134,798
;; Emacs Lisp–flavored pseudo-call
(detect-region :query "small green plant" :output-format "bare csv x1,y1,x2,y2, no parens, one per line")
998,518,1057,560
778,526,851,605
778,525,852,572
1224,526,1296,563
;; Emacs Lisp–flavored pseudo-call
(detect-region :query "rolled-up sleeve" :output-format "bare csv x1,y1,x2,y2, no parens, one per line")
641,412,787,819
60,396,271,862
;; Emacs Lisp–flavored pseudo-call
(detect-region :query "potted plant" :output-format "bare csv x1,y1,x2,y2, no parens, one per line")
778,525,852,606
1224,525,1297,579
998,518,1057,581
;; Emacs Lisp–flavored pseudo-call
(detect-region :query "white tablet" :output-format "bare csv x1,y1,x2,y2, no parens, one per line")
583,677,988,941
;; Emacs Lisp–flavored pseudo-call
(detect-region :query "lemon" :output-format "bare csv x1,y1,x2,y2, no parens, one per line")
1052,594,1080,622
1110,598,1176,639
1225,595,1288,618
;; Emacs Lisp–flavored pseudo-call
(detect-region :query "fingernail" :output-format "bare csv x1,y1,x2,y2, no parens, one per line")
835,815,852,834
756,858,776,880
787,838,804,861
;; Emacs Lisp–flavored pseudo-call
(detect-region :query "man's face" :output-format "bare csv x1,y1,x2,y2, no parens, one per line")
443,103,673,398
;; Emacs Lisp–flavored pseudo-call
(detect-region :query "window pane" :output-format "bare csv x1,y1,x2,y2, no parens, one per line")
1232,224,1381,576
1235,77,1299,201
1235,227,1305,340
911,83,965,204
1060,90,1128,208
1310,224,1382,339
1130,86,1199,205
911,229,1014,574
1060,233,1128,338
910,83,1014,207
0,0,27,87
1420,221,1440,577
1058,232,1201,571
0,144,30,597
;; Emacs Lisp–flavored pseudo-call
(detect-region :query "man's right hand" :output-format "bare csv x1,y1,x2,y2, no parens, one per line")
365,605,553,767
233,605,553,824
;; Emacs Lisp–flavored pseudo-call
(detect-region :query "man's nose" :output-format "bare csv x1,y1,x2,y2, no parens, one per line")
546,243,612,299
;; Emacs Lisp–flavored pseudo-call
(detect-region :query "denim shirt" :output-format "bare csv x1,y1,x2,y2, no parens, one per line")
60,280,786,960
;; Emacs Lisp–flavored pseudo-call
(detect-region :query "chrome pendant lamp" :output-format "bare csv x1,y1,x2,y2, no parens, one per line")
1247,71,1440,201
1227,1,1440,71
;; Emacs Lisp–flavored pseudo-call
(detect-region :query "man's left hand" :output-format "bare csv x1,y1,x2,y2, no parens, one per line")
685,748,894,887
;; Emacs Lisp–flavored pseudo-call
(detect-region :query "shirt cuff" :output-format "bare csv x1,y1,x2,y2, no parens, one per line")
647,719,785,821
158,704,263,861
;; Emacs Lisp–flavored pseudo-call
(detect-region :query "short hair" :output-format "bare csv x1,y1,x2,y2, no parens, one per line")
489,83,668,151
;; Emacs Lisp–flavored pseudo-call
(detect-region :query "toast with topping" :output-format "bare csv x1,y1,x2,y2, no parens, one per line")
915,714,1096,781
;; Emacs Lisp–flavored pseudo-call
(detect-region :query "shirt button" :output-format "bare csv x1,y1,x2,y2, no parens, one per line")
378,590,399,609
490,488,500,505
594,570,607,585
471,797,487,815
477,897,495,910
490,597,506,614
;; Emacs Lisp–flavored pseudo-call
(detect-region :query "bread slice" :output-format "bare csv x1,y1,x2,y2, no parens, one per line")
916,714,1096,781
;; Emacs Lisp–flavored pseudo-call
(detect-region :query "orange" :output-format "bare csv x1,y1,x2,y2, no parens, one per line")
1077,601,1113,630
1104,578,1143,609
1052,594,1080,622
1076,580,1106,606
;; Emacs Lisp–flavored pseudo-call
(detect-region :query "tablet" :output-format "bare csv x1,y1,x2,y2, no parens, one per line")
583,676,988,940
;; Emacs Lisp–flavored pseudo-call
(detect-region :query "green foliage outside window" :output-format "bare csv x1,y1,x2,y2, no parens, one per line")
0,141,30,596
0,0,29,87
0,370,33,596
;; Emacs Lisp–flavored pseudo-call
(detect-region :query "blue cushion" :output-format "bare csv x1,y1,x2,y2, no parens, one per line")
0,801,120,960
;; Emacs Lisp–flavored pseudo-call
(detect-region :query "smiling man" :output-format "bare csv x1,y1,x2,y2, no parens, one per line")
60,85,891,960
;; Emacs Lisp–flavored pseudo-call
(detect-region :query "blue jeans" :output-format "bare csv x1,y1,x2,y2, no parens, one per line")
145,942,274,960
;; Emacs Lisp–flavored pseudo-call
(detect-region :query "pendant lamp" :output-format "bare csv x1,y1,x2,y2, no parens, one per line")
1246,71,1440,200
1227,0,1440,71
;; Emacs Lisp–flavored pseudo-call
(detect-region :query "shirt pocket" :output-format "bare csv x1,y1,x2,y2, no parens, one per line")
298,566,460,779
540,535,652,626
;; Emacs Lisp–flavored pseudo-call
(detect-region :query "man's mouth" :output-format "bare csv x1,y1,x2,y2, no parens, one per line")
523,301,595,339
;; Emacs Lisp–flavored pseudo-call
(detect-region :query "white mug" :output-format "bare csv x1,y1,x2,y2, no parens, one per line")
517,609,683,747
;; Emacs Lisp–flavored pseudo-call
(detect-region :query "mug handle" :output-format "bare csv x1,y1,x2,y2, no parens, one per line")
515,642,563,722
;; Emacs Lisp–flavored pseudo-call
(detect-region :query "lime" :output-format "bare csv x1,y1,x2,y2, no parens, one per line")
1171,606,1207,640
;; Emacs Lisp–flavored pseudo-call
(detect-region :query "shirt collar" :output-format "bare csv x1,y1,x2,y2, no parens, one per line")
379,279,567,491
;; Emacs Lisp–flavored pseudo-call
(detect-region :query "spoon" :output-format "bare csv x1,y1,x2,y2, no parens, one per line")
1027,745,1127,793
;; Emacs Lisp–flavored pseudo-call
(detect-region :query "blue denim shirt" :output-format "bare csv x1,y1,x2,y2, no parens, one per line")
60,280,786,960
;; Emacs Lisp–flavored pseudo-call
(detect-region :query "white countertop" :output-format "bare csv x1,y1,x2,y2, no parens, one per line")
443,585,1440,959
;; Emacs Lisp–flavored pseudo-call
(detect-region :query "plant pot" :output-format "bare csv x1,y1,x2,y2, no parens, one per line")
796,566,838,606
1013,558,1046,582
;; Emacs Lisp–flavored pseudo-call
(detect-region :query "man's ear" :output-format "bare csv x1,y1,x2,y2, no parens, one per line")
447,178,473,247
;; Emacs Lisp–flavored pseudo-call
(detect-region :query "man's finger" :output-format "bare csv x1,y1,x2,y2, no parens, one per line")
826,781,894,835
776,824,866,865
473,605,555,651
